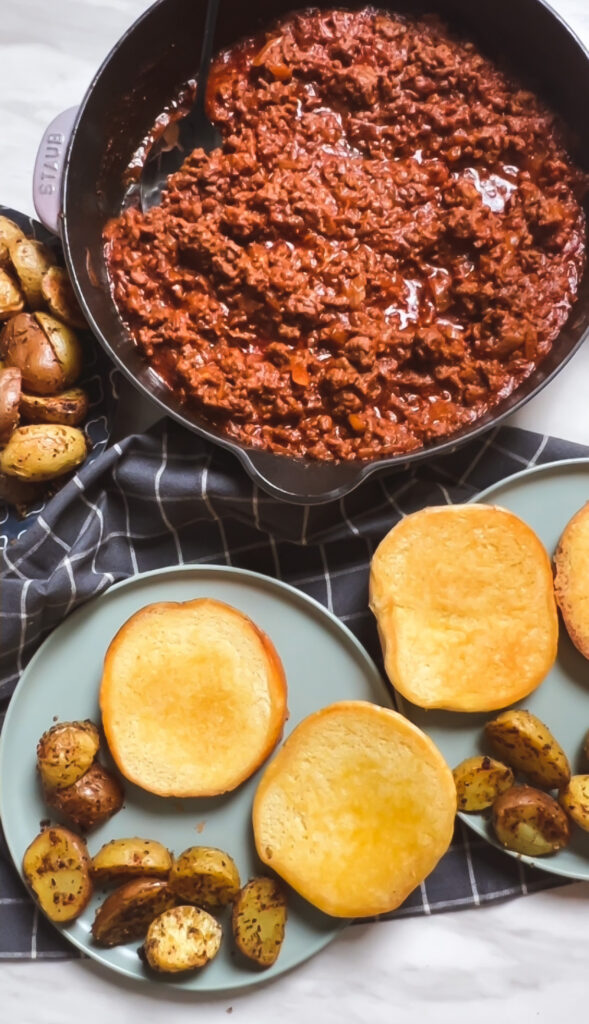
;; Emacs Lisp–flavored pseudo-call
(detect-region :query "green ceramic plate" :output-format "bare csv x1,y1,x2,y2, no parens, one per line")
398,458,589,880
0,565,391,992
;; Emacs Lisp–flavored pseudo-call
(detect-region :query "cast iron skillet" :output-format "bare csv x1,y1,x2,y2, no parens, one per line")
38,0,589,503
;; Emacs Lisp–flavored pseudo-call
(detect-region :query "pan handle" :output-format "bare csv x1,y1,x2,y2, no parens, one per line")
32,107,78,235
237,446,371,505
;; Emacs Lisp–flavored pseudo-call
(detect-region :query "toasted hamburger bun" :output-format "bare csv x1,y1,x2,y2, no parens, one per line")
100,599,288,797
253,700,456,918
554,501,589,658
369,504,558,712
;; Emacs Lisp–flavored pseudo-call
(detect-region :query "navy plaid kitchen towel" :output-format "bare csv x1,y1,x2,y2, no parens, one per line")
0,417,586,959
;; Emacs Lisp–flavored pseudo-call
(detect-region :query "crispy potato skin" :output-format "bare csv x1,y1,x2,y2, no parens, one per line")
558,775,589,831
142,906,222,973
0,271,25,320
1,313,68,395
22,827,93,922
453,756,514,812
91,838,173,883
41,267,86,328
168,847,241,910
0,366,21,444
20,387,89,427
44,762,124,831
36,720,100,792
232,877,287,968
34,314,83,388
91,878,177,947
492,785,571,856
8,238,55,307
0,424,87,481
485,709,571,789
0,216,26,248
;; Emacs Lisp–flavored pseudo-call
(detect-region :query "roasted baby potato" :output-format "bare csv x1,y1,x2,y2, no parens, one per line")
92,838,173,883
0,424,87,481
485,709,570,789
453,755,515,812
0,215,26,248
20,387,89,427
492,785,571,857
559,775,589,831
2,312,69,394
232,877,287,968
22,826,93,922
1,312,83,395
44,761,124,831
0,366,21,444
142,905,222,973
41,266,86,328
8,237,55,307
0,270,25,320
169,846,241,910
36,720,100,792
91,878,177,947
0,242,9,271
34,314,83,388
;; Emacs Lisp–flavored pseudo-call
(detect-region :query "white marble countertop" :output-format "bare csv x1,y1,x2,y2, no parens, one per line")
1,1,589,1020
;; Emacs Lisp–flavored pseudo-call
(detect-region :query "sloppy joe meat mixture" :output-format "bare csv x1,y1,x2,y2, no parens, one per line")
104,6,587,461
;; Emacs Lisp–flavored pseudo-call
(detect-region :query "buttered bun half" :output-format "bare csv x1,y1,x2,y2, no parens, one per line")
369,504,558,712
553,501,589,659
100,599,288,798
253,701,456,918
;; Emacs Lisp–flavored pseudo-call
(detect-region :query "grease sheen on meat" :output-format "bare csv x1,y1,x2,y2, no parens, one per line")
105,7,587,461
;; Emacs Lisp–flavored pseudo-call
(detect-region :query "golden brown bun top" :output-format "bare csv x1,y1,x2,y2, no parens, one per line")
369,503,558,712
100,598,288,797
554,500,589,659
253,700,456,918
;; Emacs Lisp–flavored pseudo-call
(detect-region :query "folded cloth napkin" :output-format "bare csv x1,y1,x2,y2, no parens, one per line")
1,419,585,959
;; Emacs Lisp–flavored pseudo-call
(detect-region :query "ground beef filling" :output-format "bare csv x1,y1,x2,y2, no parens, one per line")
104,6,587,462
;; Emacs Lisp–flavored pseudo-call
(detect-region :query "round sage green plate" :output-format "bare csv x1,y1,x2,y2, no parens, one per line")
0,565,392,992
397,457,589,880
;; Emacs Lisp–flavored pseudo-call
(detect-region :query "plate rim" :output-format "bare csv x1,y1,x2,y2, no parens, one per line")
0,561,391,991
431,456,589,880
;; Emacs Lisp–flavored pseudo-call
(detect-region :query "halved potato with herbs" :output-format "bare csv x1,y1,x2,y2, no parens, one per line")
142,905,222,973
0,366,21,444
1,312,80,395
20,387,89,427
36,720,100,792
41,266,86,328
44,761,124,831
92,838,173,883
0,424,87,481
492,785,571,857
0,270,25,320
485,709,570,789
232,877,287,968
0,216,25,248
453,755,514,812
8,237,55,307
0,242,11,271
558,775,589,831
34,313,83,388
92,878,177,947
22,826,93,922
169,846,241,910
